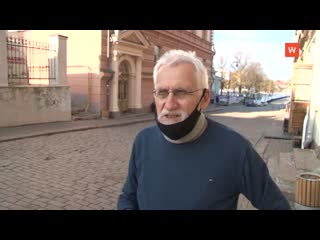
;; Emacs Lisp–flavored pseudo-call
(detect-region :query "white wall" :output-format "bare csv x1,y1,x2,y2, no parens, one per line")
0,86,71,127
312,32,320,146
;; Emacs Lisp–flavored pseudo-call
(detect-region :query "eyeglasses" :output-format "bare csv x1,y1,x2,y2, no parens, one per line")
153,88,203,99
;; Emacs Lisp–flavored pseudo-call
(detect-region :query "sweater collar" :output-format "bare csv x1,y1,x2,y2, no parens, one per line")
163,113,208,144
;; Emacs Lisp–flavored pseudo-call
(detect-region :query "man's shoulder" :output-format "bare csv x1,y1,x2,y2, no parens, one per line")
206,118,236,134
135,124,158,140
206,118,250,144
132,124,160,148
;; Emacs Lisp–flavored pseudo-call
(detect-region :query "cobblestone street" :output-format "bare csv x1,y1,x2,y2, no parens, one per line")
0,122,154,210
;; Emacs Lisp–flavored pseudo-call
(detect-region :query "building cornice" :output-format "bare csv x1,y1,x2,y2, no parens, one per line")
153,30,214,56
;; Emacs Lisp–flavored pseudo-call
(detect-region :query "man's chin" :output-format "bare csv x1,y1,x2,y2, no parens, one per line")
158,117,183,125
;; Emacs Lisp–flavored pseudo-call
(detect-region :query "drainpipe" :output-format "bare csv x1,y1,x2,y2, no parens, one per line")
105,30,115,115
85,66,92,112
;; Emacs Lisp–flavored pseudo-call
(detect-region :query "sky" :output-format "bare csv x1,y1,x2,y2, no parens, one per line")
213,30,296,81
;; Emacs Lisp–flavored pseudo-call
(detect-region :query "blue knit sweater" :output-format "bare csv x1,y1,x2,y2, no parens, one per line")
117,118,291,210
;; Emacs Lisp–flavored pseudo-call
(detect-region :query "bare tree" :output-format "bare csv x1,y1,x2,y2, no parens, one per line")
216,56,228,95
230,52,249,94
217,56,227,74
242,62,267,94
217,52,272,96
260,79,275,93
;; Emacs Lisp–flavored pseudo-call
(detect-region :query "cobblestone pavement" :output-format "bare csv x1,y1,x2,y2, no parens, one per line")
0,100,291,210
0,122,154,210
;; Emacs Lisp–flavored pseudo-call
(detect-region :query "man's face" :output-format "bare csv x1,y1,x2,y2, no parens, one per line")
154,62,208,125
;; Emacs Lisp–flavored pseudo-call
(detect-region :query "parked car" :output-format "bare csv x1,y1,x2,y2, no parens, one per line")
254,99,262,106
244,97,256,106
260,95,268,106
217,95,229,105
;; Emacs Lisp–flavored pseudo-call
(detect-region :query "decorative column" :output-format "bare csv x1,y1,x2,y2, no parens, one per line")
128,71,136,110
0,30,8,86
110,54,120,114
49,35,68,85
134,56,142,110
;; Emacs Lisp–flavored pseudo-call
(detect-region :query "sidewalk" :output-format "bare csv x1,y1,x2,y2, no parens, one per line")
0,104,223,143
237,109,320,210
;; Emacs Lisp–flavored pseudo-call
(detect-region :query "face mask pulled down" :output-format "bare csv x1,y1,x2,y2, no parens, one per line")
155,89,206,140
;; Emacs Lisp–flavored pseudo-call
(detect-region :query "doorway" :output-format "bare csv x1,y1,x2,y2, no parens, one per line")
118,61,130,113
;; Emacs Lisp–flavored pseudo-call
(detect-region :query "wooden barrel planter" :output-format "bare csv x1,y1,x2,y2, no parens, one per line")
295,172,320,210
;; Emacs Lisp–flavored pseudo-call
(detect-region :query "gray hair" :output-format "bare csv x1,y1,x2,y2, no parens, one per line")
153,49,209,89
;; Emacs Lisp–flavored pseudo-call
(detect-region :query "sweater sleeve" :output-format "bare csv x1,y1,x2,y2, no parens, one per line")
240,143,291,210
117,142,139,210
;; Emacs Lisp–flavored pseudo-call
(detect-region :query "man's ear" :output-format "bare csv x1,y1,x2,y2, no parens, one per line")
200,89,211,110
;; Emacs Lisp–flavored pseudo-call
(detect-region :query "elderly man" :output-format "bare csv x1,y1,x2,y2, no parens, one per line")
117,49,291,210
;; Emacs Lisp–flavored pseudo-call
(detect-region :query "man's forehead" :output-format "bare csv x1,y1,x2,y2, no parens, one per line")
155,81,195,88
156,65,196,87
158,62,195,72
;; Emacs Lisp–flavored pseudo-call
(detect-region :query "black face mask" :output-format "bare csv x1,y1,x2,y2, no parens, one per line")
155,89,206,140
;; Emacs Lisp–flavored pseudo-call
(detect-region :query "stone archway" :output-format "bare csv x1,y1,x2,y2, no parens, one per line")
108,30,149,117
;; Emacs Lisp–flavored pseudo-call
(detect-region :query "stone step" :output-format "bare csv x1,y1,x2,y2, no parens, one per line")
72,112,101,121
293,148,320,173
255,137,269,157
71,107,85,115
267,156,278,181
277,152,296,195
279,152,296,181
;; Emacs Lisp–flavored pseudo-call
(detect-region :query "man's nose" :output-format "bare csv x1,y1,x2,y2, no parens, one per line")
164,92,179,110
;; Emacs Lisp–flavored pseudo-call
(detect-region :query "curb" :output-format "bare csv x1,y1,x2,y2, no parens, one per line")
0,117,155,143
0,106,223,143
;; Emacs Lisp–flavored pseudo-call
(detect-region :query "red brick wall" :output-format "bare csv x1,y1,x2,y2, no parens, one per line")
140,30,213,111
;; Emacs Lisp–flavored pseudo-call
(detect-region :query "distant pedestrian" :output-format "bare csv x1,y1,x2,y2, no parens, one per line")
117,49,291,210
150,102,156,113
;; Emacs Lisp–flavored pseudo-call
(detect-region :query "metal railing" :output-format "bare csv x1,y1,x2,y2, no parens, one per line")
6,36,57,85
